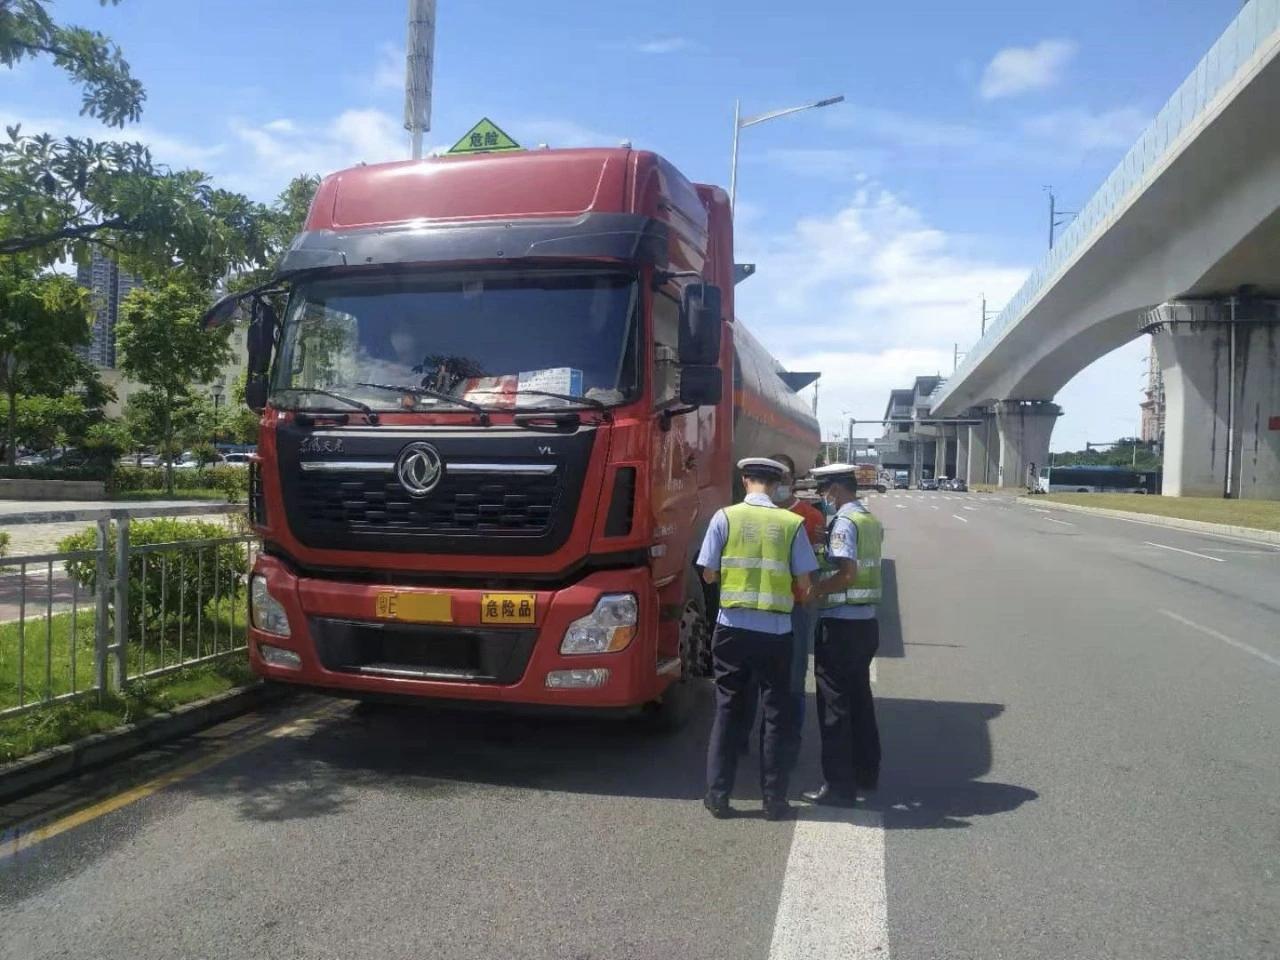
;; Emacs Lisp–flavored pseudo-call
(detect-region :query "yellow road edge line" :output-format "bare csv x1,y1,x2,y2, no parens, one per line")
2,701,343,860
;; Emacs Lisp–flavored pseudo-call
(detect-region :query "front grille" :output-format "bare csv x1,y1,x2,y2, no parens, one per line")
310,617,537,685
275,425,598,555
298,469,559,536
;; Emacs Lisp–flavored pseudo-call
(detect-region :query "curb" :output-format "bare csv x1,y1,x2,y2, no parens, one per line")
0,682,289,805
1017,497,1280,545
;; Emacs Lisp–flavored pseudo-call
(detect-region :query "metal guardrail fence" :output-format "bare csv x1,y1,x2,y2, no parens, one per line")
0,505,256,718
933,0,1280,407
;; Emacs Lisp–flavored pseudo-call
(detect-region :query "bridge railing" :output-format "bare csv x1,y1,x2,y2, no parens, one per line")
0,505,256,719
933,0,1280,407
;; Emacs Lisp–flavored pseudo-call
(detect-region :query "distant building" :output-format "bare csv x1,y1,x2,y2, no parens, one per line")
75,248,141,369
1140,342,1165,449
876,376,946,483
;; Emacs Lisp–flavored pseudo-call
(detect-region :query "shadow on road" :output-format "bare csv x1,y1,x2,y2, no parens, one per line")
164,687,1034,832
877,559,904,658
869,698,1038,830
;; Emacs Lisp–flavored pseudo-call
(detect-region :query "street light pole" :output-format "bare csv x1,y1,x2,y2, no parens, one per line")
729,94,844,212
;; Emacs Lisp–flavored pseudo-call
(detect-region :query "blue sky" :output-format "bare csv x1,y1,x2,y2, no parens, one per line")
2,0,1245,449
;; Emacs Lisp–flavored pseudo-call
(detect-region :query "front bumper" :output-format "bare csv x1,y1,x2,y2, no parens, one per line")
247,555,665,708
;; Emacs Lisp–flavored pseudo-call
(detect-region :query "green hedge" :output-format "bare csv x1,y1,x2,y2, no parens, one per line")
107,465,248,501
59,518,247,628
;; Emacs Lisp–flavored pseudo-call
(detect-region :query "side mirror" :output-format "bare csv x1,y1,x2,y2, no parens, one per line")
679,365,722,407
244,300,278,414
245,376,270,413
679,283,722,366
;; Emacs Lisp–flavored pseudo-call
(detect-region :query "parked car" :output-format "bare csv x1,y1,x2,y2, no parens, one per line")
221,452,254,467
919,478,939,491
950,478,968,492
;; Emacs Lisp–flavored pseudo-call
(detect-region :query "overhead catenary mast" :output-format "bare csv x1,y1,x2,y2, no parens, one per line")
404,0,437,159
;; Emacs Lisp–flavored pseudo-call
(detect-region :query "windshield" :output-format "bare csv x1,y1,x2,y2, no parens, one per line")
271,270,639,411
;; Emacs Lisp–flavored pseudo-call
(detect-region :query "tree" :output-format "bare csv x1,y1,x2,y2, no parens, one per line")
0,270,93,463
116,279,230,492
0,2,273,278
0,1,144,128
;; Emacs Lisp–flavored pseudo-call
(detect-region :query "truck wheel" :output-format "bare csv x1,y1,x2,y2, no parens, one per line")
640,572,712,733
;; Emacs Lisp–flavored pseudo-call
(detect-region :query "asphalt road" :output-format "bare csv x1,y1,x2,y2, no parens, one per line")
2,491,1277,959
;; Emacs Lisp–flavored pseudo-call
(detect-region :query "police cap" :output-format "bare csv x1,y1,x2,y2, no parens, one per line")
811,462,859,491
737,457,786,481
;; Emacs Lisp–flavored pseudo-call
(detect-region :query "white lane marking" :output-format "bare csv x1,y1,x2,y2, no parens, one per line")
869,659,877,684
1044,517,1074,526
895,504,907,509
1031,508,1050,514
1159,609,1280,670
963,505,977,511
1143,540,1225,563
952,514,968,523
769,811,888,959
930,505,940,511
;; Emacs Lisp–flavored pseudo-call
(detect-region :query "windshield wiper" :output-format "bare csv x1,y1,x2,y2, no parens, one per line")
277,387,380,424
469,388,607,411
355,382,491,424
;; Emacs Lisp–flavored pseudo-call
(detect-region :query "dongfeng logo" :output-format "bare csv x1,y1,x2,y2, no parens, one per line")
396,442,444,497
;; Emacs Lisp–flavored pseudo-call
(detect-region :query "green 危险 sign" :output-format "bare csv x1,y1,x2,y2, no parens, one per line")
447,118,521,155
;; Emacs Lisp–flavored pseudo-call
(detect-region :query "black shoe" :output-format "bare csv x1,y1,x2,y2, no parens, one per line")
763,799,795,821
703,793,733,819
799,783,858,807
855,775,879,792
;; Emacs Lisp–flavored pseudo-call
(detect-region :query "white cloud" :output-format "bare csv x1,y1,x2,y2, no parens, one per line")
735,185,1028,436
635,36,691,54
1023,106,1149,151
980,39,1076,100
226,108,407,197
507,117,619,149
372,43,404,91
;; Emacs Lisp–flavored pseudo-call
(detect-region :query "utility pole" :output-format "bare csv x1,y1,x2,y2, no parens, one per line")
847,417,854,463
1045,185,1076,250
404,0,436,160
980,294,1002,336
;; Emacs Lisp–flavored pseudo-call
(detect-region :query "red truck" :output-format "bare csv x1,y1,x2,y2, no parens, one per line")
209,147,819,719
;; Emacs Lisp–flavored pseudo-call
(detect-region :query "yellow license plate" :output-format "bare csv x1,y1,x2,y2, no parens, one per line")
481,593,536,625
374,591,453,623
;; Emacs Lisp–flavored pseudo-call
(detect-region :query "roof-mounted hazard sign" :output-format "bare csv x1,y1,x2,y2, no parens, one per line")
447,118,522,155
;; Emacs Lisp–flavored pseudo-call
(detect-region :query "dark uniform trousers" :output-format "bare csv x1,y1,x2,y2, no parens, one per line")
814,615,881,792
705,625,799,802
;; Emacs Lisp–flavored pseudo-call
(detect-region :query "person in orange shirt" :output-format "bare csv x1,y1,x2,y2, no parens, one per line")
771,453,825,725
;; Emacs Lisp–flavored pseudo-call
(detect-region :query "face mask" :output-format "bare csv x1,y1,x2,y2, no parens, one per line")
772,484,793,504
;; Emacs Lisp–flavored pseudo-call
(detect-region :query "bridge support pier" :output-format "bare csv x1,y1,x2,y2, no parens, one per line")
1149,300,1280,499
995,401,1062,489
955,424,970,485
966,411,998,486
934,430,949,480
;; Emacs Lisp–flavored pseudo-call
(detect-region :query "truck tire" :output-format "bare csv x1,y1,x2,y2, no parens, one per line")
640,568,712,733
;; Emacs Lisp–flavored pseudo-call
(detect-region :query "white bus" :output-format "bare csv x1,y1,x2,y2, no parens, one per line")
1038,465,1160,494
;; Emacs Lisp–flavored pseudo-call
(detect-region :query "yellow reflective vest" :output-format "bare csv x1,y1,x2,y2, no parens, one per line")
819,503,883,607
718,502,804,615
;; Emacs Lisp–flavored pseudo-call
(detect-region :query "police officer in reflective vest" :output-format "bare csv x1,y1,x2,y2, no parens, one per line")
697,457,818,821
802,463,884,807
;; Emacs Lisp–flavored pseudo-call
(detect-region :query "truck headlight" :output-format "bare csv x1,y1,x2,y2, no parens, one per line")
250,574,291,637
560,593,637,655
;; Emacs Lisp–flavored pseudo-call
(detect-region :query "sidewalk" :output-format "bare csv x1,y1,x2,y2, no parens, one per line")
1019,496,1280,545
0,499,240,556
